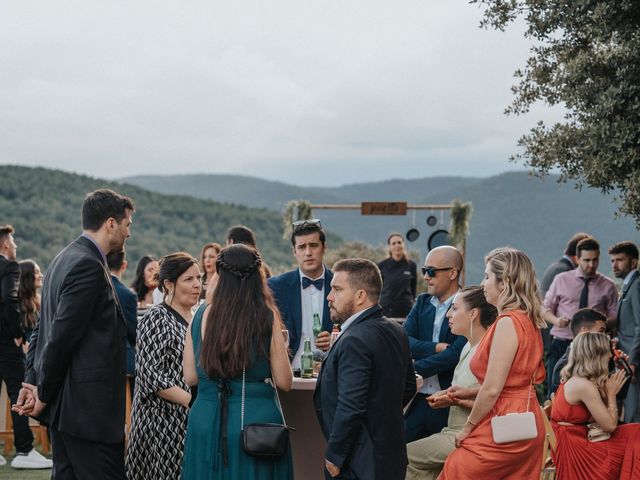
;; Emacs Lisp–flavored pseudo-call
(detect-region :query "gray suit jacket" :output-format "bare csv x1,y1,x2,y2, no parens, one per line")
617,270,640,368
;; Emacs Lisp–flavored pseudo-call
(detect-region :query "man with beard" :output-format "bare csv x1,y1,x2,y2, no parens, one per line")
314,258,416,480
609,241,640,422
14,189,134,480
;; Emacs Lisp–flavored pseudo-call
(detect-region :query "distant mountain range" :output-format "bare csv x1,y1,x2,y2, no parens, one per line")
121,171,640,284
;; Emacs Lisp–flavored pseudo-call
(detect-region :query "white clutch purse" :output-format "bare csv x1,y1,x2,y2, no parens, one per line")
490,374,538,444
491,411,538,444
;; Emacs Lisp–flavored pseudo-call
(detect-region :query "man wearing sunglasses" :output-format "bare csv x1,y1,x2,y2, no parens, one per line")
403,246,466,442
268,219,333,371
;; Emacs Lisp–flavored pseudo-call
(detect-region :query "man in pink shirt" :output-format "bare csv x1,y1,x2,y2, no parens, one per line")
543,237,618,395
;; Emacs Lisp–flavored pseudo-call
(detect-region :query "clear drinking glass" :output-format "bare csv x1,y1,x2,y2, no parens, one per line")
281,329,290,349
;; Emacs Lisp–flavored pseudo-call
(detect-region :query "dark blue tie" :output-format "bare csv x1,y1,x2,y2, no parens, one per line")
302,277,324,290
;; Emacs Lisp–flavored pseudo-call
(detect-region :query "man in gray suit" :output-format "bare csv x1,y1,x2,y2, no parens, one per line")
609,241,640,422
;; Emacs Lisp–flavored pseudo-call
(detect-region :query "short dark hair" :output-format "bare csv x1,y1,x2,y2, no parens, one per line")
0,224,15,242
158,252,198,294
226,225,257,247
576,237,600,258
291,221,326,247
82,189,135,231
106,249,126,272
458,286,498,329
570,308,607,337
332,258,382,300
565,232,591,256
608,241,639,260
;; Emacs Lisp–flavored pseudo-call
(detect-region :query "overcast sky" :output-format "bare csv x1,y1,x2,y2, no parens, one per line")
1,1,558,186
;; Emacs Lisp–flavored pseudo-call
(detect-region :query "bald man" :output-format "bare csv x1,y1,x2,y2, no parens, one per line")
403,246,466,442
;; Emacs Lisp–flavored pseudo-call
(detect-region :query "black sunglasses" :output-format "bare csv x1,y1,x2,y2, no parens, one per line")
292,218,322,230
421,266,454,277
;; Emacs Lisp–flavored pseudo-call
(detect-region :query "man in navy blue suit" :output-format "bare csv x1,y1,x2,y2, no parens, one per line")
314,258,416,479
268,219,333,370
404,245,466,442
106,249,138,393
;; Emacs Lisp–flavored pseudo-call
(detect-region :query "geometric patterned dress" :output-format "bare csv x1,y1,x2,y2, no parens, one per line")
126,303,190,480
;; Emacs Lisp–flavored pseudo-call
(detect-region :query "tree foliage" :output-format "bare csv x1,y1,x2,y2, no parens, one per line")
473,1,640,225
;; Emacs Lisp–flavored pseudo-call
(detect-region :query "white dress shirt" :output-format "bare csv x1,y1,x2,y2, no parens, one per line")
292,267,325,369
420,294,455,395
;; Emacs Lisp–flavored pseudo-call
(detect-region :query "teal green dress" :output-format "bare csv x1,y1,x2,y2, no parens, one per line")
182,308,294,480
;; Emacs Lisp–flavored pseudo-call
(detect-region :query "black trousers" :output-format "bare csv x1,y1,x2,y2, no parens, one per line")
50,427,125,480
0,344,34,453
547,337,571,398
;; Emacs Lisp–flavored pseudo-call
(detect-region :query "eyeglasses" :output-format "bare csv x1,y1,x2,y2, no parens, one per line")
292,219,322,230
421,266,454,277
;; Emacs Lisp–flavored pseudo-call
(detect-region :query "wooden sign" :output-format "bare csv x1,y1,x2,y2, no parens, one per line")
361,202,408,215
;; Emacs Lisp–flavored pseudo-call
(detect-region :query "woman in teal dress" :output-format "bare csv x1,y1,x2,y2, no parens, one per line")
182,244,294,480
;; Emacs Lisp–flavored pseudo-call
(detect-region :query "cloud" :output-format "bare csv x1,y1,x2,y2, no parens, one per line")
0,1,559,184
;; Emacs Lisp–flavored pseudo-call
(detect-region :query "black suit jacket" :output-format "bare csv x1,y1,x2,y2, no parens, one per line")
314,305,416,480
25,235,127,443
0,254,23,345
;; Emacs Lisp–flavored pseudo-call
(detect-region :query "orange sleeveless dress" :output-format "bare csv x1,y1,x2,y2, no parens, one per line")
551,382,640,479
439,310,546,479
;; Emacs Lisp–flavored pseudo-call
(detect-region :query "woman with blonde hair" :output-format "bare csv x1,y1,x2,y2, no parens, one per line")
440,247,546,479
551,332,639,479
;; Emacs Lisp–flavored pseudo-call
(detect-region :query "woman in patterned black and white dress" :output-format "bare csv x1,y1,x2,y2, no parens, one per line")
126,252,202,480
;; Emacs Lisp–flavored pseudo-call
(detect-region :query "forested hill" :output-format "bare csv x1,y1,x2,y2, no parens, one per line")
0,166,308,274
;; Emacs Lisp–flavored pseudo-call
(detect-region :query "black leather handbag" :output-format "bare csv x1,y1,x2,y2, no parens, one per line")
240,368,294,458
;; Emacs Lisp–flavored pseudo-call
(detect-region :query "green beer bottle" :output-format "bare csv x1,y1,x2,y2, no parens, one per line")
301,337,314,378
312,313,322,338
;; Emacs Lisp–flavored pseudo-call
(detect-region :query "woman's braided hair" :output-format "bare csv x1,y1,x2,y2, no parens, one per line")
216,245,262,280
201,243,277,379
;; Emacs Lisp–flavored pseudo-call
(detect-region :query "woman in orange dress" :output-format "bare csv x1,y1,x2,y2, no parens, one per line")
440,247,546,479
551,331,640,479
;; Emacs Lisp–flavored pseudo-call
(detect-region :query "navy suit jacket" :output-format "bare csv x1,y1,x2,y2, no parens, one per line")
111,275,138,375
314,306,416,480
268,267,333,356
403,293,466,390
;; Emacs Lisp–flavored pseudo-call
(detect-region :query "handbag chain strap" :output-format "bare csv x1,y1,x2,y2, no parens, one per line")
525,374,534,412
241,366,288,428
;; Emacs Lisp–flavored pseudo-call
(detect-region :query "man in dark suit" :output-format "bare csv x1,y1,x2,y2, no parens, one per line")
0,226,51,469
106,249,138,393
609,241,640,422
14,189,134,480
314,258,416,480
403,245,466,442
268,219,332,370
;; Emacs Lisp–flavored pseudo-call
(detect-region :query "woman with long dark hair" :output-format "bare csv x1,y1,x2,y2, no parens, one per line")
18,259,43,345
126,252,201,480
130,255,159,307
182,244,293,479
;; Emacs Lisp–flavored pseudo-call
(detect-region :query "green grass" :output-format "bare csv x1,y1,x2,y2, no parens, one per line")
0,452,52,480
